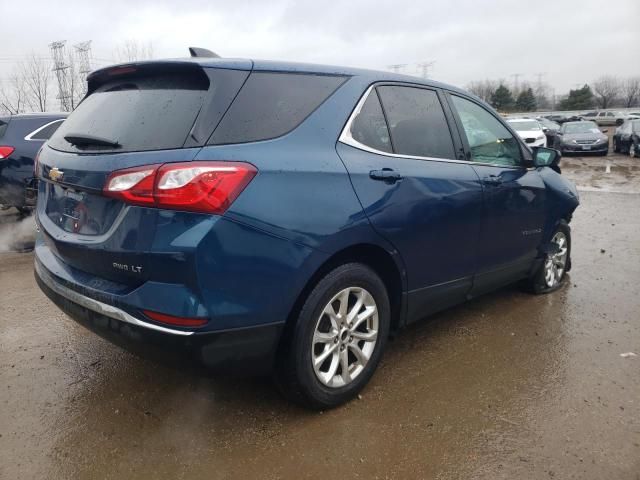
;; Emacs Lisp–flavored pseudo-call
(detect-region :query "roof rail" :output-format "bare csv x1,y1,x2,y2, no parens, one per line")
188,47,220,58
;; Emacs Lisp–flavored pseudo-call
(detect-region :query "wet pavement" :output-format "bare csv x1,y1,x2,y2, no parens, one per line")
1,152,639,479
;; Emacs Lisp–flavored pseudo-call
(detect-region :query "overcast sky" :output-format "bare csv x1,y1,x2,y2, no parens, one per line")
1,0,638,93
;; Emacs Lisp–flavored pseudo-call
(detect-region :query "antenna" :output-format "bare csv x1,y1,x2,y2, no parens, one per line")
189,47,220,58
416,61,435,79
49,41,72,111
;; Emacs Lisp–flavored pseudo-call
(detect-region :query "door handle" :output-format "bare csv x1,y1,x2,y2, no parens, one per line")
483,174,503,186
369,168,403,183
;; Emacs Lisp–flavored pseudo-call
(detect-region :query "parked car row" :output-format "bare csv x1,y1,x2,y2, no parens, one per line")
544,111,640,126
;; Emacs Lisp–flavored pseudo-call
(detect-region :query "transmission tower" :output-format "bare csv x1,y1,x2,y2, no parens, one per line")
74,41,93,96
50,41,72,111
387,64,407,74
511,73,523,93
416,61,435,79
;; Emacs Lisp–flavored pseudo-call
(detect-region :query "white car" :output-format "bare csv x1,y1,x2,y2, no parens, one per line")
506,118,547,148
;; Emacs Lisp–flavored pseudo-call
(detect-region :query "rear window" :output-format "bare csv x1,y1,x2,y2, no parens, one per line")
48,71,210,153
209,72,346,145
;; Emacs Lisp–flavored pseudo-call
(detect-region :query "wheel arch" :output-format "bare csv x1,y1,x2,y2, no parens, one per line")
283,243,407,338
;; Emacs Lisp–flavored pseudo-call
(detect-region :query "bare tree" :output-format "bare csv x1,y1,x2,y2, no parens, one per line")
0,71,27,114
622,77,640,108
114,40,154,62
467,79,498,103
19,54,51,112
592,76,621,109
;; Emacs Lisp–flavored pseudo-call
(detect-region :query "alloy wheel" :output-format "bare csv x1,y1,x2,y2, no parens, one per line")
311,287,379,388
544,231,568,288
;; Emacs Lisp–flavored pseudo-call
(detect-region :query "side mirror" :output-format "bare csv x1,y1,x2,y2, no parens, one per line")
542,127,549,133
533,146,561,169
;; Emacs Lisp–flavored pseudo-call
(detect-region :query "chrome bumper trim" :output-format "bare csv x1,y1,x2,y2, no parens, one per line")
35,261,194,336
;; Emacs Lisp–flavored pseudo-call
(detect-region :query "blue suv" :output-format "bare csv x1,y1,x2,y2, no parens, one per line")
34,55,579,408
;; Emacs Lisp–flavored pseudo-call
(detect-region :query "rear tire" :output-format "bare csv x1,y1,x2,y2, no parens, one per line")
526,221,571,294
275,263,390,409
630,142,638,158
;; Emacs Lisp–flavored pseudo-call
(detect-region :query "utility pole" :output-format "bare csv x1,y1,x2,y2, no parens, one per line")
387,64,407,74
535,72,546,90
49,41,71,111
416,60,435,79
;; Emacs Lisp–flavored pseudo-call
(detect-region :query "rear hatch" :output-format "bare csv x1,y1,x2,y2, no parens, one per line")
36,60,252,286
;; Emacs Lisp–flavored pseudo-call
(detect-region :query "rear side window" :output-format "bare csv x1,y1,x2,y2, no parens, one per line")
209,72,346,145
377,86,455,159
48,71,210,153
348,90,392,153
28,120,64,140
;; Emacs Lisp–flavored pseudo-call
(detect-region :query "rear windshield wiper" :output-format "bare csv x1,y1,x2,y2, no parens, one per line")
64,133,121,149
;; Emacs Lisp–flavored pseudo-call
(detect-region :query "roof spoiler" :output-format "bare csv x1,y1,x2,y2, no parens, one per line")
189,47,220,58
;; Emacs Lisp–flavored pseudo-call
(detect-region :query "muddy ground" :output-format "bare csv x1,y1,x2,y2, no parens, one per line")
1,148,639,479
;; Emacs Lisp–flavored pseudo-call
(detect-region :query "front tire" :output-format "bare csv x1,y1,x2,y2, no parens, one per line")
276,263,390,409
527,221,571,294
630,142,638,158
613,138,620,153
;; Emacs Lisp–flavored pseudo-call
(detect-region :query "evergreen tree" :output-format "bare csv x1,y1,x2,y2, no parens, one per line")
558,85,594,110
515,88,537,112
490,84,514,112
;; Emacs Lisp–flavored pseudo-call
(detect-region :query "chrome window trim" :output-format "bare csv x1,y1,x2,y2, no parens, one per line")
24,119,65,141
35,261,195,336
338,84,527,171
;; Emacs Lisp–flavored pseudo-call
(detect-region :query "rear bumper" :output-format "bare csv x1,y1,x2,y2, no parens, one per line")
35,257,284,373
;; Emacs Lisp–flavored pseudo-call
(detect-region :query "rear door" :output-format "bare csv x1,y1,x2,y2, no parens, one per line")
446,93,547,294
337,84,484,323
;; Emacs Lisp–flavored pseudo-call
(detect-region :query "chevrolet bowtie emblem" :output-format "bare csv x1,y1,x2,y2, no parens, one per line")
49,167,64,182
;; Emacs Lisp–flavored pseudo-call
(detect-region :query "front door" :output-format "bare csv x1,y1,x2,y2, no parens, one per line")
446,94,547,295
337,84,484,323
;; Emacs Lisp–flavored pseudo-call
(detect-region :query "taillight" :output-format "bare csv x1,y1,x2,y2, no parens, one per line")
0,146,15,159
104,161,257,214
143,309,208,327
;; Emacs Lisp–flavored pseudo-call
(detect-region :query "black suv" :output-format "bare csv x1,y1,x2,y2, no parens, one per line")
0,113,67,213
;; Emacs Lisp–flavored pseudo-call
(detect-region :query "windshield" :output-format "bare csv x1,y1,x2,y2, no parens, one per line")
563,122,600,134
507,120,541,131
